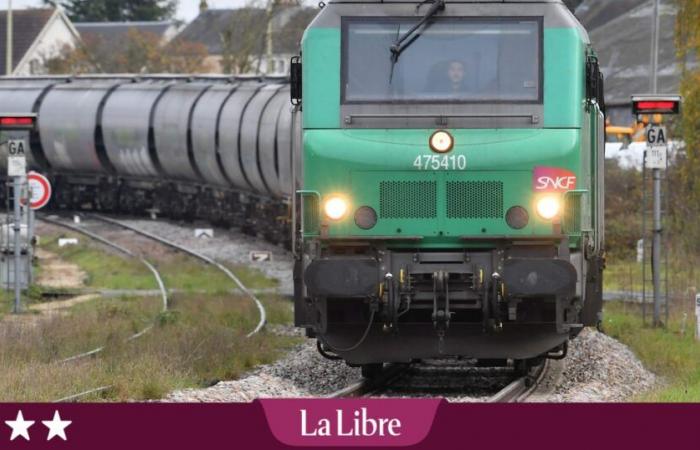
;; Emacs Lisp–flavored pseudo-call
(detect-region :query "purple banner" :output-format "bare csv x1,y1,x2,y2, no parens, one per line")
0,401,697,449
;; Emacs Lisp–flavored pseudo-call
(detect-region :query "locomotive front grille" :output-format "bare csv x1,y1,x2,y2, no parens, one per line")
380,181,437,218
446,181,503,219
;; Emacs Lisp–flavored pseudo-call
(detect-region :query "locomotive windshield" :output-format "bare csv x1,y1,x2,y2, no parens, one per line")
342,17,542,104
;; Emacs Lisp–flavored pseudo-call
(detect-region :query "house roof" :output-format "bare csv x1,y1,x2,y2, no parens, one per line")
573,0,649,31
587,0,693,105
75,21,179,46
177,6,317,56
0,8,55,75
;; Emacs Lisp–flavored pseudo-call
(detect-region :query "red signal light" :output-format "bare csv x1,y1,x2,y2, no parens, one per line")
0,114,37,130
636,101,674,110
0,117,33,126
631,95,681,115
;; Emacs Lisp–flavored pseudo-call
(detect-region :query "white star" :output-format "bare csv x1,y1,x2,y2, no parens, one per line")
42,410,71,441
5,410,34,441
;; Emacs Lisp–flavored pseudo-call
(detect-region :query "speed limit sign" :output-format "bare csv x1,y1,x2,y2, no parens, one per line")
22,172,52,210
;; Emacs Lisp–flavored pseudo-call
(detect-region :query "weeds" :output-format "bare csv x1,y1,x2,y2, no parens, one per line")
0,293,299,402
604,301,700,401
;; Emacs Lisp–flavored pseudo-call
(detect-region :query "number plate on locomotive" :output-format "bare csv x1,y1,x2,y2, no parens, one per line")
413,155,466,171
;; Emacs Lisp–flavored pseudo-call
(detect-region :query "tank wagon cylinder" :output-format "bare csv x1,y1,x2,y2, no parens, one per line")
258,85,290,197
151,82,212,182
100,80,171,178
276,84,295,197
39,80,125,174
190,84,238,187
0,76,297,201
240,83,285,195
0,79,67,171
217,81,266,193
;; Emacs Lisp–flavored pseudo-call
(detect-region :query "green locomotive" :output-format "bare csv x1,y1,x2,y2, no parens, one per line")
292,0,605,374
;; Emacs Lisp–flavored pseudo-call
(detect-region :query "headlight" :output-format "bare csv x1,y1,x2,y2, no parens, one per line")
324,196,349,221
429,130,454,153
536,196,561,220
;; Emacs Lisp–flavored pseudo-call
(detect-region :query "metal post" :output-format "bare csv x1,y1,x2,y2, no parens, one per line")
12,176,21,313
652,168,662,326
649,0,662,326
641,153,647,323
5,0,12,76
26,191,34,284
649,0,660,94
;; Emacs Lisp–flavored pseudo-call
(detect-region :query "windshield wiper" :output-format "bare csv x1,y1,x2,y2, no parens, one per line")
389,0,445,83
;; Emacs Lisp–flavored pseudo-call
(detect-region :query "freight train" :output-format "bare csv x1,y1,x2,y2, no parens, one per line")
0,76,297,243
291,0,606,376
0,0,605,378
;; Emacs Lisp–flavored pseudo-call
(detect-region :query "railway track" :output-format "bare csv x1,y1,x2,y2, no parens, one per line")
328,359,550,402
90,214,267,337
39,215,169,363
40,213,267,402
40,215,170,402
486,360,549,403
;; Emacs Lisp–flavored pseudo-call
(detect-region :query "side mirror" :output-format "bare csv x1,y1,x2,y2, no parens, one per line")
290,55,302,106
586,54,605,114
586,56,599,104
597,71,606,115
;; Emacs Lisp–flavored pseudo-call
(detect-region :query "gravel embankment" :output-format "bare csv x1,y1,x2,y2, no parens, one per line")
129,219,657,402
166,327,657,403
547,328,658,402
165,341,360,402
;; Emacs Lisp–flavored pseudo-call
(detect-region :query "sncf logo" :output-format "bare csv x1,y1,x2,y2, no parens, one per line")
533,167,577,192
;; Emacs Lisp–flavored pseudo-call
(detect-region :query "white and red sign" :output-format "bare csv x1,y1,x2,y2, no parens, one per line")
533,167,577,192
22,171,52,210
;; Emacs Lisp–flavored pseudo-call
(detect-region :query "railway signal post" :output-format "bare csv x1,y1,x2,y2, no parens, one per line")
21,171,53,284
0,114,37,313
632,96,681,326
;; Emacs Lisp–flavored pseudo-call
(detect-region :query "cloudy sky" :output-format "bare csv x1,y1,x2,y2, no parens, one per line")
5,0,251,23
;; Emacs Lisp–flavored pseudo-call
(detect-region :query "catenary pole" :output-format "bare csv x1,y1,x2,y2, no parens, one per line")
649,0,662,326
6,0,12,76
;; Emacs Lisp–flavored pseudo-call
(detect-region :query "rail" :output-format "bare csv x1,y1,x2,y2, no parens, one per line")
91,214,267,337
39,216,169,363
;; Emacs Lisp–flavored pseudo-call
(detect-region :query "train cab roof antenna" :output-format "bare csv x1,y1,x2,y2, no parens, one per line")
388,0,445,83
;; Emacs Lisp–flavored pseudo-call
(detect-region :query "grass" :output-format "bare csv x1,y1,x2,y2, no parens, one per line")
603,251,700,402
604,301,700,401
0,293,300,402
38,232,278,293
604,260,644,293
40,233,157,290
604,255,700,297
0,228,297,402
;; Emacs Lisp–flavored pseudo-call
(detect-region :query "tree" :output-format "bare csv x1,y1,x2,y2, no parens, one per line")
220,7,267,74
44,0,177,22
44,29,211,74
604,158,643,259
675,0,700,249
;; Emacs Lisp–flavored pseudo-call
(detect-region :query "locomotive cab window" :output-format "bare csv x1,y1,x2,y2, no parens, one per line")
342,17,542,104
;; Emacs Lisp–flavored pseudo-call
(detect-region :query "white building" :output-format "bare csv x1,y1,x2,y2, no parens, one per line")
0,7,80,76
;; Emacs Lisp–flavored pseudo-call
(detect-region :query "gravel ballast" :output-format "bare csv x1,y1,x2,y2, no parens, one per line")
166,327,657,403
548,328,658,402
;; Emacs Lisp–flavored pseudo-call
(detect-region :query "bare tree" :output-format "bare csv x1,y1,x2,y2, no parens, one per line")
220,5,268,74
44,29,212,74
